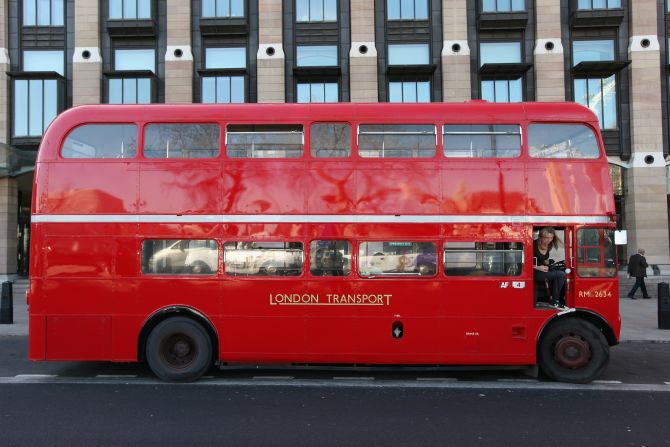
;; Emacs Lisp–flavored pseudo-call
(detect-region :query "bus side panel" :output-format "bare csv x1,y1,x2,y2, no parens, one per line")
440,163,526,215
138,162,222,214
46,162,138,214
355,165,441,214
225,164,307,214
305,165,357,213
526,162,613,216
32,162,49,214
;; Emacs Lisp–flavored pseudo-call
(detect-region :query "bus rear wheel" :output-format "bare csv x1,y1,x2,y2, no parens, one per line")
146,317,213,382
538,319,609,384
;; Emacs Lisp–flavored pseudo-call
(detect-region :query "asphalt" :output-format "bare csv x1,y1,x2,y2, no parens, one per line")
2,276,670,342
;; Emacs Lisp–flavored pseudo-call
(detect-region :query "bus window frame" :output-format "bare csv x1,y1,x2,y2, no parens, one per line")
59,122,141,161
441,123,523,160
357,240,439,278
306,121,355,160
223,122,306,160
223,240,307,278
140,121,223,160
307,239,354,278
526,121,604,160
355,123,440,160
442,240,526,279
140,238,221,277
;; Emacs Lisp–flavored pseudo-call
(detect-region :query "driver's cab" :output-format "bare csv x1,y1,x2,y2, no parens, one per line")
533,227,570,307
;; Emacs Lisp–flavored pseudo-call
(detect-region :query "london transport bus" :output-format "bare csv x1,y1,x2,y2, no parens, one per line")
28,101,621,383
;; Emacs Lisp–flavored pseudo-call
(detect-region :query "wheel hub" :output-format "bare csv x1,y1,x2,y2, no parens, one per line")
161,334,196,367
554,334,592,369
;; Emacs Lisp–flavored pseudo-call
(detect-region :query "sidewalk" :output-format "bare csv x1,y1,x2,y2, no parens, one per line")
2,278,670,342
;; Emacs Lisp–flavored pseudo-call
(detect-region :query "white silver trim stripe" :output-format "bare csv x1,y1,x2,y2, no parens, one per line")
31,214,612,224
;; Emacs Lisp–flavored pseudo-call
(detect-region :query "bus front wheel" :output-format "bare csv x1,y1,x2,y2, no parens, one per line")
538,318,609,384
146,317,213,382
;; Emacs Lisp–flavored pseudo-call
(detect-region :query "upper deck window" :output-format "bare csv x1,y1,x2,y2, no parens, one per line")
62,124,137,158
144,124,220,158
226,125,304,158
528,124,600,159
311,123,351,157
358,124,436,158
443,124,521,158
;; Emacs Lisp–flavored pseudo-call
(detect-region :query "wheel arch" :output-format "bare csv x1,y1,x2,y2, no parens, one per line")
537,309,618,349
138,306,219,363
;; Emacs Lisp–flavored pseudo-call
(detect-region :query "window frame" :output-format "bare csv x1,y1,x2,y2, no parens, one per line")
308,239,352,277
386,0,429,21
141,239,220,276
443,241,525,278
22,0,65,27
223,241,306,277
357,240,438,278
108,0,152,20
296,0,338,23
201,0,246,18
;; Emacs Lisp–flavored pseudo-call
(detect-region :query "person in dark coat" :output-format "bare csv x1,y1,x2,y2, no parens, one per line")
627,248,650,299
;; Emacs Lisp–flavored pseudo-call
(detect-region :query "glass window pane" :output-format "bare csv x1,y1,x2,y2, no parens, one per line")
227,124,304,158
108,79,122,104
402,82,417,102
576,229,616,278
495,80,509,102
509,78,522,102
138,0,151,18
13,80,28,137
416,81,430,102
310,241,351,276
37,0,51,25
498,0,511,11
115,49,155,72
311,123,351,157
24,50,64,75
137,78,151,104
578,0,591,8
608,0,620,7
28,79,43,136
387,0,400,19
43,79,57,133
359,242,437,277
588,78,603,127
389,82,402,102
573,40,614,65
23,0,36,25
528,124,600,159
297,83,310,103
123,78,137,104
217,0,229,16
296,45,338,67
202,77,216,103
310,0,323,21
123,0,135,18
359,124,436,158
311,83,326,102
143,240,218,275
224,241,304,276
62,124,138,158
602,75,617,130
400,0,412,19
324,82,338,102
482,0,496,11
481,80,495,101
52,0,64,25
480,42,521,65
296,0,309,21
144,124,220,158
414,0,428,19
216,77,231,103
324,0,337,20
511,0,525,10
444,124,521,158
231,76,245,103
388,44,429,65
206,47,246,69
592,0,605,7
444,242,523,277
231,0,244,16
202,0,215,17
574,78,587,107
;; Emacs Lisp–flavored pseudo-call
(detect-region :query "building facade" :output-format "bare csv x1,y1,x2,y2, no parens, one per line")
0,0,669,279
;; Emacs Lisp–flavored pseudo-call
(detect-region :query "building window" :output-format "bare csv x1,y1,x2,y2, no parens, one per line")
389,80,430,102
108,49,155,104
388,44,430,66
297,82,339,102
577,0,621,9
297,0,337,22
201,47,246,103
109,0,151,19
22,0,64,26
479,42,523,103
13,50,64,138
482,0,525,12
572,40,617,129
387,0,428,20
202,0,244,17
296,45,338,67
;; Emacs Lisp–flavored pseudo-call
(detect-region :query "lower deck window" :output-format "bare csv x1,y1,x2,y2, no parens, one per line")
142,240,218,275
224,242,304,276
444,242,523,276
577,228,616,277
310,240,351,276
358,242,437,277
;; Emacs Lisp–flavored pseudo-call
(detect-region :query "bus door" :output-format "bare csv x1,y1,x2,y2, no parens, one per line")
573,227,618,313
532,227,571,307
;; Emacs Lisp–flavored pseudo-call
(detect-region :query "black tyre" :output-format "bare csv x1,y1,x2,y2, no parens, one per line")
146,317,213,382
190,261,211,274
538,318,609,384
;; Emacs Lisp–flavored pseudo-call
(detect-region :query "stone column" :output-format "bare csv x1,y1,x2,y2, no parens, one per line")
441,0,470,102
165,0,193,103
625,1,669,265
73,0,102,105
349,0,377,102
534,0,564,102
257,0,285,103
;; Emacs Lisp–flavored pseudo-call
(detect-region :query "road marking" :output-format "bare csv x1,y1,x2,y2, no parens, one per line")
592,380,623,384
497,379,539,383
333,377,374,381
416,378,458,382
96,374,137,378
1,376,670,392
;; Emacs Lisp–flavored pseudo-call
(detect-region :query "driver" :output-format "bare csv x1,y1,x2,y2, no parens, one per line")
533,227,566,307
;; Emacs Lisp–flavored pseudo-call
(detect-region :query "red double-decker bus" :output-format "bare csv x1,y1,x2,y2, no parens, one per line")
28,102,620,383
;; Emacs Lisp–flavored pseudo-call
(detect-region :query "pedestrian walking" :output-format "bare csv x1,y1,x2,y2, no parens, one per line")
627,248,650,299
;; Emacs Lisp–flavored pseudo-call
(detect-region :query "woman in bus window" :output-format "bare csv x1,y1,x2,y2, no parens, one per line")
533,227,566,307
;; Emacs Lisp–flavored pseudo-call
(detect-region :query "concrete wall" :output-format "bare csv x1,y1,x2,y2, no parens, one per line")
257,0,285,103
350,0,377,102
